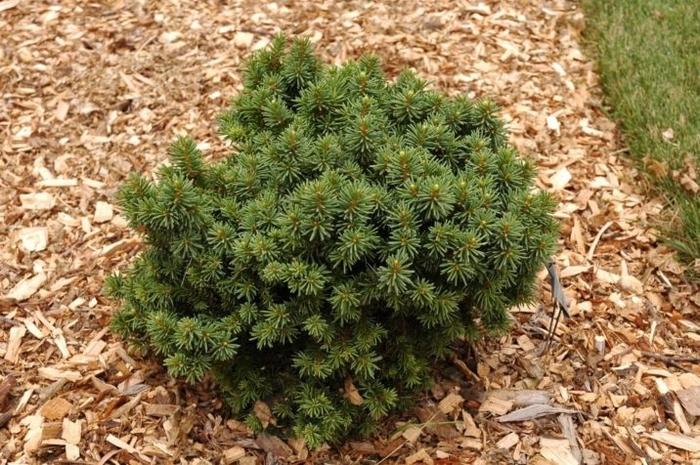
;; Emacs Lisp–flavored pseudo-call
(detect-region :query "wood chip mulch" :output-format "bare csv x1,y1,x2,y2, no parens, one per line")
1,0,699,463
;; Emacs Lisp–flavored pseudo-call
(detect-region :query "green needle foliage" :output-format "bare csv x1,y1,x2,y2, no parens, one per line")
105,34,559,448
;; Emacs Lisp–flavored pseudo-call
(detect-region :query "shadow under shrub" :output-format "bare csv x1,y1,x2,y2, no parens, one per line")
105,34,559,448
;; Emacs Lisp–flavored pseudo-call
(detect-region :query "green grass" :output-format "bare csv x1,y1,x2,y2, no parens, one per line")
581,0,700,265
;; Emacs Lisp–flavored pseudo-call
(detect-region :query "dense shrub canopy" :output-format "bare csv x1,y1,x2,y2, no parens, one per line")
106,34,559,447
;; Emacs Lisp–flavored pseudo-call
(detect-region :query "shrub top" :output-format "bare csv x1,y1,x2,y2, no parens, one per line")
107,34,559,448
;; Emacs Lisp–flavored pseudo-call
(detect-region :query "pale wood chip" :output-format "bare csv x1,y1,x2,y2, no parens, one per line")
15,227,49,252
405,448,433,465
479,395,513,416
23,418,44,454
560,265,591,278
549,166,571,190
83,338,108,357
14,389,34,415
97,237,140,258
23,317,45,338
61,418,82,444
6,272,47,301
36,178,78,187
497,431,519,449
234,31,255,48
65,443,81,461
401,425,422,443
437,392,463,414
487,389,551,407
461,411,481,438
464,3,491,15
646,431,700,452
673,399,691,435
460,437,483,450
4,325,26,364
57,212,81,227
253,400,276,428
516,334,536,352
53,332,71,359
618,274,643,294
19,192,55,210
0,0,20,12
93,201,114,223
288,436,308,460
38,367,82,382
540,437,578,465
89,376,119,394
223,446,246,464
343,377,364,405
633,406,657,425
106,434,139,454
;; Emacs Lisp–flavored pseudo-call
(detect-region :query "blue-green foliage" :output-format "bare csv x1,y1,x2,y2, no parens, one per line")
106,34,559,448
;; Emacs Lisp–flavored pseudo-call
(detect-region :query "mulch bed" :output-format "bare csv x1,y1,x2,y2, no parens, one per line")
1,0,699,463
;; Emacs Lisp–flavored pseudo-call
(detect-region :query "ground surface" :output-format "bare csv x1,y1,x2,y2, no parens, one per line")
582,0,700,265
1,0,699,464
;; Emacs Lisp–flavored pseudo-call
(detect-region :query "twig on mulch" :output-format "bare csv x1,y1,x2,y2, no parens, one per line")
640,351,699,372
449,353,481,384
624,427,652,462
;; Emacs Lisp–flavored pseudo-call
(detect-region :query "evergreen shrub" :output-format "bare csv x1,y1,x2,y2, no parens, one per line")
105,34,559,448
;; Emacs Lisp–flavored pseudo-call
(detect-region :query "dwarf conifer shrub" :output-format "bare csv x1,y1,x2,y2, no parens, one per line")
106,34,559,448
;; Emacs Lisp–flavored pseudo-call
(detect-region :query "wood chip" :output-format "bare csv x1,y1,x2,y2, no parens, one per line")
106,434,139,455
618,274,643,294
3,326,26,364
19,192,55,210
437,392,463,414
487,389,551,407
343,377,364,405
61,418,82,444
676,386,700,416
0,0,20,12
497,431,519,449
5,273,47,301
145,404,179,417
255,433,292,458
401,425,422,443
461,411,481,438
540,437,578,465
678,372,700,388
479,395,513,416
15,227,48,252
223,446,246,464
93,201,114,223
646,431,700,452
234,31,255,48
497,404,579,422
406,448,433,465
41,397,73,420
2,0,698,462
37,367,82,382
549,166,572,190
36,178,78,187
252,400,276,428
